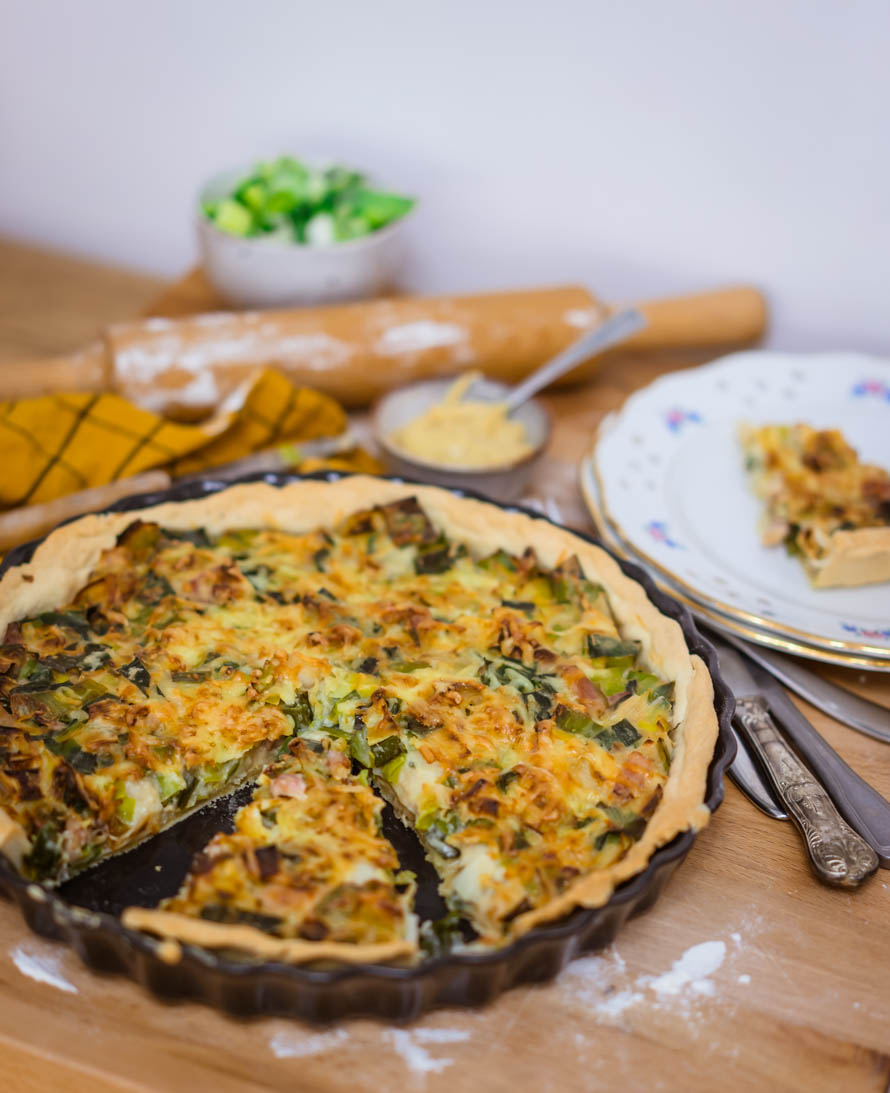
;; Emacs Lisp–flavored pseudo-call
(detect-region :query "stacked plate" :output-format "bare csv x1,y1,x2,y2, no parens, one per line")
580,351,890,672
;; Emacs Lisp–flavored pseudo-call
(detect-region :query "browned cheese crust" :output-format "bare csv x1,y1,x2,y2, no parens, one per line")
0,477,719,962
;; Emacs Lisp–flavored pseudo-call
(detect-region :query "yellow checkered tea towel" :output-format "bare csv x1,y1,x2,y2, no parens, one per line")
0,368,363,510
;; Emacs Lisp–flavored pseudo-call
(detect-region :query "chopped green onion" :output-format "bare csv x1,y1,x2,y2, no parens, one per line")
587,634,642,660
389,660,429,673
203,156,413,244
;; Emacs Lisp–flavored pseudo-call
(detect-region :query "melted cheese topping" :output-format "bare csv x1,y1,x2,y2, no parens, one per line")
0,497,676,951
163,738,416,946
741,422,890,565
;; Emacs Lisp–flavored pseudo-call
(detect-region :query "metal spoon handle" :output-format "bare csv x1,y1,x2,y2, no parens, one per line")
503,307,647,414
739,657,890,865
734,697,878,886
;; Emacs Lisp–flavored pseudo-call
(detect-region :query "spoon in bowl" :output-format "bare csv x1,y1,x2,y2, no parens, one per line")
374,306,647,502
500,307,647,414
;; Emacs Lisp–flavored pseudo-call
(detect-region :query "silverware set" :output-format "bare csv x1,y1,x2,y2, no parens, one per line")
704,628,890,887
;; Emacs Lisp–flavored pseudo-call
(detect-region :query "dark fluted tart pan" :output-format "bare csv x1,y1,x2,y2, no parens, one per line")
0,472,736,1021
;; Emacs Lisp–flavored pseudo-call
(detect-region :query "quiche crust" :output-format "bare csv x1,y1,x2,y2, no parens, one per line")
120,908,416,964
0,476,718,963
808,527,890,589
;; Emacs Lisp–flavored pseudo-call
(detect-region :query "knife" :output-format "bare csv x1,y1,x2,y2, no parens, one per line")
714,638,880,886
714,630,890,746
728,726,788,820
716,637,890,867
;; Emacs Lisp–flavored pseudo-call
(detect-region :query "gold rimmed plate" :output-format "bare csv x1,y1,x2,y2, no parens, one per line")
588,351,890,662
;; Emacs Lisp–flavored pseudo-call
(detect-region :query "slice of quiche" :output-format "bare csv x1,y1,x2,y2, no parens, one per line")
123,738,418,963
740,423,890,587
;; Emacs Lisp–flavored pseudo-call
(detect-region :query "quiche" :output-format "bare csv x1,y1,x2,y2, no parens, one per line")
0,477,718,963
741,423,890,588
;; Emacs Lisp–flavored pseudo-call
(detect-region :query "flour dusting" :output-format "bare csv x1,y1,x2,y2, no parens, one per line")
269,1028,349,1059
558,929,755,1031
563,308,600,329
385,1027,470,1079
413,1028,472,1045
561,953,620,999
11,944,78,994
171,367,222,409
375,321,467,356
560,950,644,1023
643,941,726,998
597,988,644,1018
115,321,354,410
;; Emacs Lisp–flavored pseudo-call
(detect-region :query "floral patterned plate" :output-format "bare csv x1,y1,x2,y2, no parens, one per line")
590,351,890,662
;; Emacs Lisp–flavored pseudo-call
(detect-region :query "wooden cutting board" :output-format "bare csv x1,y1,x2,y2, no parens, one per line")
0,248,888,1093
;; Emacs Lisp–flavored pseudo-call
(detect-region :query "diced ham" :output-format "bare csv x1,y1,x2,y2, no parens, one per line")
559,665,607,717
269,772,307,799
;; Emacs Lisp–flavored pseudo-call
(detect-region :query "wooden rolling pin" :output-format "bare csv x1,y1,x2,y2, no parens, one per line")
4,284,765,417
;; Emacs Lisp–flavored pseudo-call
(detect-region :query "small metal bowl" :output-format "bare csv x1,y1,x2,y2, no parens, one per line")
373,377,551,502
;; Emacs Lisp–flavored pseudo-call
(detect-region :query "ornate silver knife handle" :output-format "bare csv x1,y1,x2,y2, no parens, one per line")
734,698,879,887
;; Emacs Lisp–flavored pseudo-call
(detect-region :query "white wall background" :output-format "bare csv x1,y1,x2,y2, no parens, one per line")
2,0,889,350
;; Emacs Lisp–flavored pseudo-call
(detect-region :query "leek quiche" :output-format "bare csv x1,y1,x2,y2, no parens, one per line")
741,423,890,588
0,478,718,963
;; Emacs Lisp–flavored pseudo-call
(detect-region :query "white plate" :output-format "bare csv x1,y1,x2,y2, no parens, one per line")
593,351,890,658
579,454,890,672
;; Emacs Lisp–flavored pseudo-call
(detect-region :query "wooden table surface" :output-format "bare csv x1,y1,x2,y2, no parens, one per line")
0,241,887,1093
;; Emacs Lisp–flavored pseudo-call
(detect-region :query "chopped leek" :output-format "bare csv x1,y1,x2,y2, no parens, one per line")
202,156,414,244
